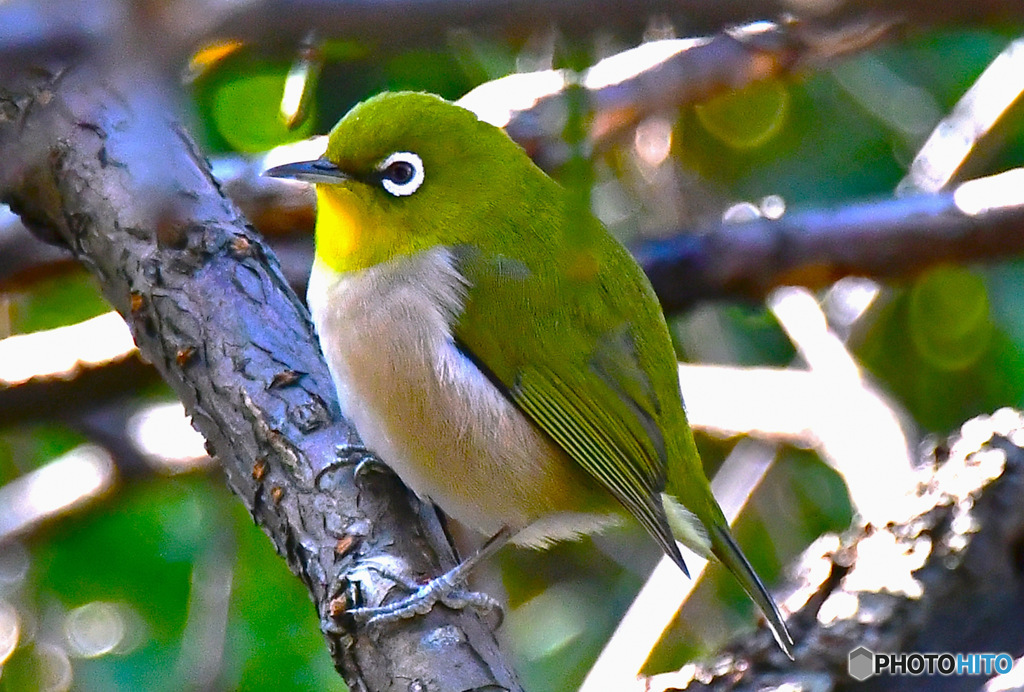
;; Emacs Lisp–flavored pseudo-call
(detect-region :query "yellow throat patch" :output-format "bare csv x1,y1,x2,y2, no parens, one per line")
315,186,362,271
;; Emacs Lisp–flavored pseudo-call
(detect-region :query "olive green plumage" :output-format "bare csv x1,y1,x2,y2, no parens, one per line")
266,91,792,655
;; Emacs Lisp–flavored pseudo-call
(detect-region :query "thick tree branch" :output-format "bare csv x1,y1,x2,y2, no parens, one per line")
0,62,521,692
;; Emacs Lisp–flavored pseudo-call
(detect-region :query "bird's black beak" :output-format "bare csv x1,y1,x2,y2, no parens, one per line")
263,158,350,184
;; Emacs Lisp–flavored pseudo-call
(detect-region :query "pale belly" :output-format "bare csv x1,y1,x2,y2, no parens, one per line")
307,249,621,547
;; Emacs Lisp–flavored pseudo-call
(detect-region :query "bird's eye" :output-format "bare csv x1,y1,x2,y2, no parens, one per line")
377,151,424,197
386,161,414,184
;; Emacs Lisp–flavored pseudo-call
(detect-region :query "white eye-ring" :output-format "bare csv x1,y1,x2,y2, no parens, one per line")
377,151,424,197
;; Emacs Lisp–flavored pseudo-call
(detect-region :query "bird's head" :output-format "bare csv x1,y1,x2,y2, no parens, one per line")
266,91,550,274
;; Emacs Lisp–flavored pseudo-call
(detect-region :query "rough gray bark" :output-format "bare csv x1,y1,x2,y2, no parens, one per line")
0,62,521,692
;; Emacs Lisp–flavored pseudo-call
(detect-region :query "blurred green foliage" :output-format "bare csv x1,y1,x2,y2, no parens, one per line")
694,79,791,150
0,449,344,691
3,21,1024,692
855,266,1024,432
8,273,110,336
193,55,317,153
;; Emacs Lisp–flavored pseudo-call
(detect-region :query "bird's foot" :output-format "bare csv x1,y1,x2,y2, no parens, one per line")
352,454,392,480
316,443,393,486
333,442,394,479
347,562,503,627
347,527,514,628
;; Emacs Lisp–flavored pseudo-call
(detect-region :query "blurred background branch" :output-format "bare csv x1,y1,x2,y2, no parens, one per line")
3,0,1023,67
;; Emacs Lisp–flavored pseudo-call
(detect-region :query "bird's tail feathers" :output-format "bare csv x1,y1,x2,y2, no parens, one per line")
709,523,794,659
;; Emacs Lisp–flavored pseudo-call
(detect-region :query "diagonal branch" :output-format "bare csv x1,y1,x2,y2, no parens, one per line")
0,61,521,692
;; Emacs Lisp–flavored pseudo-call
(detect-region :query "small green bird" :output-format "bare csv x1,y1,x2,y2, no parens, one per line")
266,91,792,656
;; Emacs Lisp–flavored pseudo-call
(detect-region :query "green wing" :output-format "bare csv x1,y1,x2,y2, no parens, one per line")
451,231,690,570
